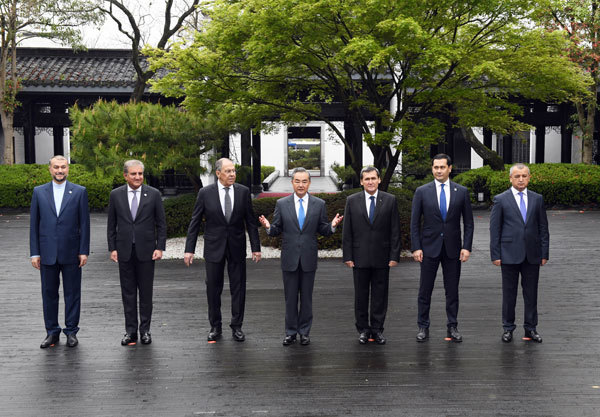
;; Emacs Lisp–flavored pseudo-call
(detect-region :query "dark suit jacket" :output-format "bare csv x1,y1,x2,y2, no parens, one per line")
30,181,90,265
107,184,167,262
342,191,401,268
184,183,260,262
267,194,333,272
489,188,549,264
410,180,474,259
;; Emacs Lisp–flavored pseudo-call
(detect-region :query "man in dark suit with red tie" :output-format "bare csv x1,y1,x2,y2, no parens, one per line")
107,160,167,346
30,155,90,349
184,158,261,343
410,154,474,343
490,164,549,343
342,167,401,345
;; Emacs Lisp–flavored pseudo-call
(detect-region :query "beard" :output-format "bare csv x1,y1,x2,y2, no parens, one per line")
52,174,67,183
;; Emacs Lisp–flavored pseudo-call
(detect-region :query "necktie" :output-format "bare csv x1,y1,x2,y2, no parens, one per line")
440,183,447,221
298,198,305,229
224,187,232,222
369,195,375,224
131,190,138,221
519,191,527,222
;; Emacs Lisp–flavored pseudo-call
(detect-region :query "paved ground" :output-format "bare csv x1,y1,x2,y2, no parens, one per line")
1,209,600,416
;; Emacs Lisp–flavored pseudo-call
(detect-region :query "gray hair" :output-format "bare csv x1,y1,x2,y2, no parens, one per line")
215,158,233,172
509,163,530,176
123,159,145,174
49,155,68,165
360,166,380,179
291,167,311,180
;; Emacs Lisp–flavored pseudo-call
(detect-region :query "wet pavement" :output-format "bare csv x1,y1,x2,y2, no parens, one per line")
1,209,599,416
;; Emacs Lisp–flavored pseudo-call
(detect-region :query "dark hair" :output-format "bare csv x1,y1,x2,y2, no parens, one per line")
360,166,380,180
432,153,452,166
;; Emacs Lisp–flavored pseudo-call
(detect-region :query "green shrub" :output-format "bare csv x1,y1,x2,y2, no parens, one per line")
235,165,276,184
0,164,120,210
163,193,198,238
454,163,600,206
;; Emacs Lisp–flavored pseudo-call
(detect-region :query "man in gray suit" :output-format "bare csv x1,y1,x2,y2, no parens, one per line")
259,167,343,346
490,163,549,343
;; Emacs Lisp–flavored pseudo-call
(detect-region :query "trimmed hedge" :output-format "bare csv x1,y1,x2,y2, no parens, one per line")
0,164,122,210
454,163,600,206
165,187,414,250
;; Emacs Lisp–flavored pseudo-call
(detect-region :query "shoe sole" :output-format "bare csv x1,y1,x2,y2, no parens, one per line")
445,337,462,343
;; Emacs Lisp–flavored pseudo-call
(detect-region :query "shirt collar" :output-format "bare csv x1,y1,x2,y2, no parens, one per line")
218,181,232,191
52,181,66,190
434,179,450,188
127,184,141,193
511,186,527,196
364,190,378,200
294,193,309,204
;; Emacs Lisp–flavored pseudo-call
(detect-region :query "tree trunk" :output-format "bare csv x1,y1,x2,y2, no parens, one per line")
575,84,596,164
461,127,504,170
1,111,15,165
379,148,400,191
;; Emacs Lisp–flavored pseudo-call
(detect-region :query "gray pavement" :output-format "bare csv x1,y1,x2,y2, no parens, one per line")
1,209,600,416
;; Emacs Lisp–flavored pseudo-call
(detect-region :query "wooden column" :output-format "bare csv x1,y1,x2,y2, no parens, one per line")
535,126,545,163
251,130,262,194
483,128,493,167
52,102,65,156
23,100,36,164
240,129,252,188
344,113,362,188
561,124,572,163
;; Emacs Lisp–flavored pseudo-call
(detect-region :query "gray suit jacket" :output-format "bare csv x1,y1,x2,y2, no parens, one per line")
489,188,549,264
267,194,333,272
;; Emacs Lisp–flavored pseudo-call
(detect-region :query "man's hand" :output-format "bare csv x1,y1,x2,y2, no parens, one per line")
412,250,423,263
184,252,194,266
492,259,501,266
110,251,118,263
389,261,398,267
258,215,270,229
31,257,41,270
331,213,343,228
459,249,470,263
152,250,163,261
78,254,88,268
345,261,354,268
252,252,261,263
541,258,548,266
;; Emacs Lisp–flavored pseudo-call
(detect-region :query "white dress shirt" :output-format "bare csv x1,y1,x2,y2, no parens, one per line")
52,181,66,215
511,187,528,210
364,190,378,218
294,193,309,218
434,179,450,211
217,181,235,216
127,184,142,210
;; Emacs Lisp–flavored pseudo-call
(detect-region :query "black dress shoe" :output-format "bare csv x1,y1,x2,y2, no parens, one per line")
66,333,78,347
207,327,222,342
282,335,296,346
121,333,137,346
447,327,463,343
232,328,245,342
373,332,386,345
300,335,310,346
141,332,152,345
502,330,513,343
416,327,429,342
40,334,59,349
523,329,543,343
358,331,370,345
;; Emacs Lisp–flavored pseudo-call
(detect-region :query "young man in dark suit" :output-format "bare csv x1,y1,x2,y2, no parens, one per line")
490,163,549,343
410,153,474,343
342,167,401,345
258,167,343,346
30,155,90,348
107,160,167,346
184,158,261,343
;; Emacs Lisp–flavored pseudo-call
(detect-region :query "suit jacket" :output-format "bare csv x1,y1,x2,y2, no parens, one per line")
342,191,401,268
30,181,90,265
185,183,260,262
489,188,549,264
267,194,333,272
410,180,474,259
107,184,167,262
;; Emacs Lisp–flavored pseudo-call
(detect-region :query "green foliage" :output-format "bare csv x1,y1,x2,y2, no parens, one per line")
0,164,120,210
163,193,199,238
288,146,320,169
70,100,220,183
234,165,276,184
330,162,359,190
454,163,600,206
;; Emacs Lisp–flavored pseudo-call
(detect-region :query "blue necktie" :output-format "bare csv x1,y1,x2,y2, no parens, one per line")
298,198,305,229
439,183,447,221
369,195,375,224
519,192,527,222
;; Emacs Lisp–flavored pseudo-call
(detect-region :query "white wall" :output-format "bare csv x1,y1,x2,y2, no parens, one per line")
571,130,582,163
470,127,484,169
323,121,344,175
544,126,561,163
260,123,286,174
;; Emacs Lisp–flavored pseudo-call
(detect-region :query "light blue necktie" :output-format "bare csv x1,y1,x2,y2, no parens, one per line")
369,195,375,224
298,198,305,229
519,192,527,222
440,183,447,221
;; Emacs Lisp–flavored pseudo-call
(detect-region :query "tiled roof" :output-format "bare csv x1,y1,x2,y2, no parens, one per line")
15,48,147,89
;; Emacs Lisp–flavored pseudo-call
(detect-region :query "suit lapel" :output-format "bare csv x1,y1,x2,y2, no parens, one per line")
57,181,74,217
286,195,301,231
445,181,459,219
135,185,149,221
358,193,369,224
44,182,58,217
373,193,386,224
212,183,227,223
507,189,525,224
427,182,442,220
303,194,318,231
